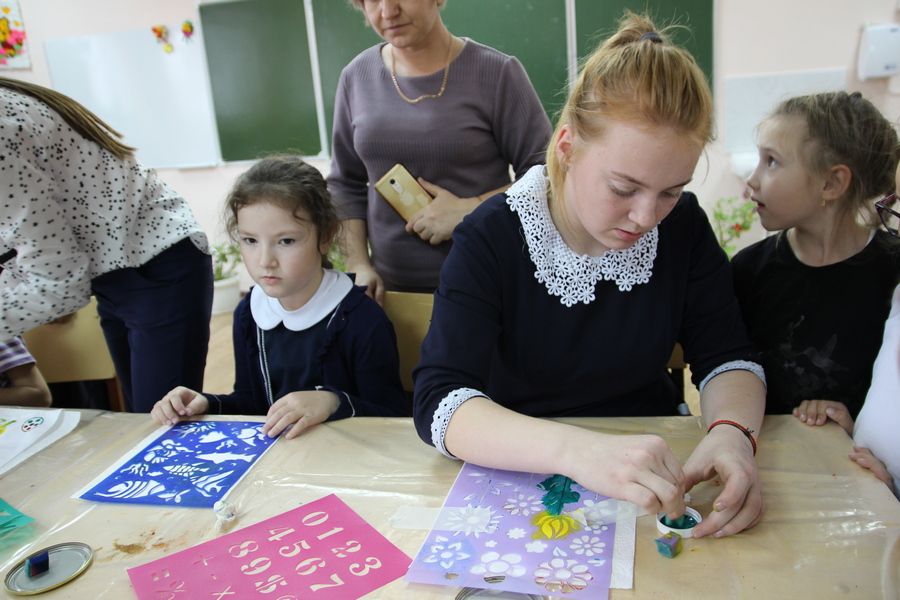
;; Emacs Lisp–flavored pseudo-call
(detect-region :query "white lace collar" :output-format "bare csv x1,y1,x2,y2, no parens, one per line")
506,165,658,307
250,270,353,331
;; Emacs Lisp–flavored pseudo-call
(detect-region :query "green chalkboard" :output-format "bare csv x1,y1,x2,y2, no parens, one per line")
201,0,320,160
312,0,380,143
312,0,567,135
198,0,713,162
575,1,713,87
441,0,568,121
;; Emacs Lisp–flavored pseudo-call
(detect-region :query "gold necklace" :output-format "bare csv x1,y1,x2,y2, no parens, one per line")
390,34,453,104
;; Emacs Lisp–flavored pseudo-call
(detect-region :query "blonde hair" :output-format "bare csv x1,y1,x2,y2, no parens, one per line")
546,12,713,201
0,77,135,160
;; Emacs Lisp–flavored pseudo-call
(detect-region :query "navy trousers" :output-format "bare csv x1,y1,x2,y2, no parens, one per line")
92,238,213,413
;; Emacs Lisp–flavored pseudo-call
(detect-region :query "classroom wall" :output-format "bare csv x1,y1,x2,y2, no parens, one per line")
7,0,900,266
711,0,900,247
6,0,252,248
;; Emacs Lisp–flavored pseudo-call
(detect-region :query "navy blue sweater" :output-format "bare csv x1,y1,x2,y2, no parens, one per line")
208,285,407,419
413,192,757,445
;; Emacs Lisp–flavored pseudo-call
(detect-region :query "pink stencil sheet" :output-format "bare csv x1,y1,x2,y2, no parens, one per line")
127,494,410,599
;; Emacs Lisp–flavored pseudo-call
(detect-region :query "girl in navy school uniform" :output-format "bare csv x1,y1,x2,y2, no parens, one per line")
413,13,767,538
151,156,407,437
733,92,900,425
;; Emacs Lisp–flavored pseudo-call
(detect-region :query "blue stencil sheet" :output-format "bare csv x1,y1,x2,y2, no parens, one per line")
80,421,276,508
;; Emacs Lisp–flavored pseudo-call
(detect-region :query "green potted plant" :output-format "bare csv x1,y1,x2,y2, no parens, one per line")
711,196,757,258
211,241,242,315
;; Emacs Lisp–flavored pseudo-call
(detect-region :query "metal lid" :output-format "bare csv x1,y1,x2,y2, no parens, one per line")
455,588,549,599
4,542,93,596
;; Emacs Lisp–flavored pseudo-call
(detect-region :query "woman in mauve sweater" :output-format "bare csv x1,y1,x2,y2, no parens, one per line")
328,0,551,301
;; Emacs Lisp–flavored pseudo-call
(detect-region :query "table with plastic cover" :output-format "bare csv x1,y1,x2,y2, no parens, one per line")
1,411,898,599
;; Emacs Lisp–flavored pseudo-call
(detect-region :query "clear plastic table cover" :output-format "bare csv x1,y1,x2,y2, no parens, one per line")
1,412,898,599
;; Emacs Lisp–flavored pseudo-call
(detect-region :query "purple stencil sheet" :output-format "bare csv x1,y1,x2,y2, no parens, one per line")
407,463,616,598
77,421,276,508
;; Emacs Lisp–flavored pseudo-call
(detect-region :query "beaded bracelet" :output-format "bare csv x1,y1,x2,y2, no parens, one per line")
707,419,757,456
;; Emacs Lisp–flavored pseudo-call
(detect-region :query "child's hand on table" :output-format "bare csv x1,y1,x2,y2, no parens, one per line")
262,390,340,439
151,386,210,425
849,446,893,487
792,400,853,434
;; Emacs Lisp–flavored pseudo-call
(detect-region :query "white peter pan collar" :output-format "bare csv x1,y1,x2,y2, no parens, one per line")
506,165,658,307
250,269,353,331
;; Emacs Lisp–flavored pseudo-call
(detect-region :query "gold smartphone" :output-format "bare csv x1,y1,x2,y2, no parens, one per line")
374,163,432,221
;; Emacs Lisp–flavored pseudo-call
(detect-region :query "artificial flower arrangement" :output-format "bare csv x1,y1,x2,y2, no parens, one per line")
711,196,756,258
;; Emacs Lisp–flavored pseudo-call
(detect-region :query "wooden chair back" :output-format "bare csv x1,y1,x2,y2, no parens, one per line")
22,297,124,411
667,343,688,411
382,291,434,393
381,292,688,406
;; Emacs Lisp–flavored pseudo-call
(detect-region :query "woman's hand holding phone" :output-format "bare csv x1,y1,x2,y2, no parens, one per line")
406,178,480,245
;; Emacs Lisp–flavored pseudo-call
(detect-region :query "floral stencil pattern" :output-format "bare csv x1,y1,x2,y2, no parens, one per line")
407,464,616,598
442,505,501,537
471,552,527,579
570,534,606,557
503,493,543,516
422,536,471,570
534,557,593,593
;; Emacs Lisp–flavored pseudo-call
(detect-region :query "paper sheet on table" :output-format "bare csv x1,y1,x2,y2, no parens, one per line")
404,464,636,598
0,408,80,477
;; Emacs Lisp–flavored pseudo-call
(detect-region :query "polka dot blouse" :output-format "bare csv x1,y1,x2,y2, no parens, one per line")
0,88,209,337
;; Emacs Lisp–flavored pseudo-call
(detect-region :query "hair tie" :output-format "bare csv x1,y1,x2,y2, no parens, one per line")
640,31,662,43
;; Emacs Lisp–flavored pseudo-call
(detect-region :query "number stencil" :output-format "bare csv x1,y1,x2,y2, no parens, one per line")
128,494,411,599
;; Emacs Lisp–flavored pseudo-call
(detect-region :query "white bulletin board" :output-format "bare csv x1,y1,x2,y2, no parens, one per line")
723,68,846,177
44,27,220,169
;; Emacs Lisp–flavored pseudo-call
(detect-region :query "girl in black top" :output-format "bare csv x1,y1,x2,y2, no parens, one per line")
734,91,900,425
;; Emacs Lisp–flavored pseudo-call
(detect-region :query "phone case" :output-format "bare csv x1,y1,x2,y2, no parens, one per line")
374,164,432,221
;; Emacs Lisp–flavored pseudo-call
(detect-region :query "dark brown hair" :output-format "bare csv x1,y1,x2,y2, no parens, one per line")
225,156,339,266
0,77,135,160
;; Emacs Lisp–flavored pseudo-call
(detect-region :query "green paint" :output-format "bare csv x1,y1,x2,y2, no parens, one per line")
660,513,698,529
538,474,580,516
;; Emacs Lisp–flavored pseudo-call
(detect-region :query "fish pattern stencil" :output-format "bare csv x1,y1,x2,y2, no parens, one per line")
81,421,276,508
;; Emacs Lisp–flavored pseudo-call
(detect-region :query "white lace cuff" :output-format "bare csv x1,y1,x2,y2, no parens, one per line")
698,360,766,394
430,387,490,458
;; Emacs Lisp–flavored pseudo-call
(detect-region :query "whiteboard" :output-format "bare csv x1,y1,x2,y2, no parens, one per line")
724,68,847,155
44,27,220,169
723,68,846,177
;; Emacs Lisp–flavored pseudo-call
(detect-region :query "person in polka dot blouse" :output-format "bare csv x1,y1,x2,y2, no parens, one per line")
0,77,213,413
